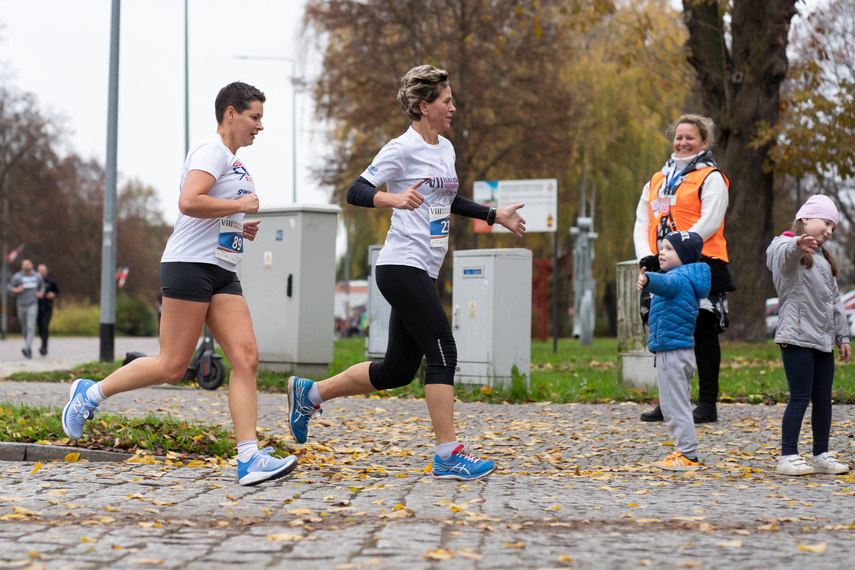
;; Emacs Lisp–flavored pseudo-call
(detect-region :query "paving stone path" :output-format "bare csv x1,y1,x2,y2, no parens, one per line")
0,378,853,569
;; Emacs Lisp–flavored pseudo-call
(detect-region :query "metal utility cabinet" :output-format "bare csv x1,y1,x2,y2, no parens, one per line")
238,205,341,377
365,244,392,359
452,248,532,388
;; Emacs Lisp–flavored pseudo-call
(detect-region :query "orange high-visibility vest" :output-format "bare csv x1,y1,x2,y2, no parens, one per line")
647,167,729,262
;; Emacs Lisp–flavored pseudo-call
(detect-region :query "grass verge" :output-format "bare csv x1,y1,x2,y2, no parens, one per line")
0,402,298,460
5,337,855,404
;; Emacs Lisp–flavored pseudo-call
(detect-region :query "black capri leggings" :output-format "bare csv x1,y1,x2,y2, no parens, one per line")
368,265,457,390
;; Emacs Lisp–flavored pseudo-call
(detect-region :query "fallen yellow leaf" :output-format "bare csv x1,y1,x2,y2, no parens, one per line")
64,452,80,463
798,543,827,553
424,549,454,560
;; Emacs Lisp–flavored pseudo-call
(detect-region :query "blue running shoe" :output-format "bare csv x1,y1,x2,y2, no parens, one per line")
432,444,495,480
237,448,298,486
61,379,98,439
287,376,321,444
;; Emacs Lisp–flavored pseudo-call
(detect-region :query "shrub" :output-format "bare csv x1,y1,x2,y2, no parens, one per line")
50,300,100,336
48,295,158,337
116,293,158,337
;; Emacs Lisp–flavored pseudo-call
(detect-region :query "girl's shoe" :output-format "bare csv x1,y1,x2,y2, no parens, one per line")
776,454,814,476
811,452,850,474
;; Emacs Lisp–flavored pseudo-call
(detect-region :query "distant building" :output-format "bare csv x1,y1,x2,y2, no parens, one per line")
333,280,368,320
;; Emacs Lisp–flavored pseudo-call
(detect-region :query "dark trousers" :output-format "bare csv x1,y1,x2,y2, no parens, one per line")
368,265,457,390
37,307,53,351
694,309,720,405
780,344,834,456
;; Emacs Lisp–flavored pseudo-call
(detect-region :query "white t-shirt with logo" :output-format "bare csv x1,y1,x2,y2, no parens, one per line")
161,133,255,271
361,126,459,279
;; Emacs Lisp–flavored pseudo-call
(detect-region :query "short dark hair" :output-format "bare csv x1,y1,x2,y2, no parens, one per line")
215,82,266,124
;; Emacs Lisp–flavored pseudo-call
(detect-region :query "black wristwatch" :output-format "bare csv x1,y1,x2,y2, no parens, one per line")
486,207,497,226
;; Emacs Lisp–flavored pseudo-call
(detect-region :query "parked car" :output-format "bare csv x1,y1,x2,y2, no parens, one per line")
765,298,779,338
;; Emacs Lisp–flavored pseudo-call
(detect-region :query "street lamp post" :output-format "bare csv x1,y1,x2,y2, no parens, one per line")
234,55,298,203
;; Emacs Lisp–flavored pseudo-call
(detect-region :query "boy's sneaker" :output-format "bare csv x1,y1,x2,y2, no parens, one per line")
287,376,321,444
237,448,298,486
777,454,814,476
61,379,99,439
654,450,699,471
811,452,850,475
432,444,495,480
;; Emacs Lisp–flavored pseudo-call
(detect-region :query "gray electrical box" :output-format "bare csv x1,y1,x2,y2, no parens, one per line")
366,245,392,359
452,248,532,388
238,204,341,377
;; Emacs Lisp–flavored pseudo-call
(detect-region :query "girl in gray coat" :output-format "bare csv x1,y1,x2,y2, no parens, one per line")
766,195,850,476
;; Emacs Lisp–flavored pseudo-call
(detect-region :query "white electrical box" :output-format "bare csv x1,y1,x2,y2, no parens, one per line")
238,204,341,377
366,245,392,359
452,248,532,388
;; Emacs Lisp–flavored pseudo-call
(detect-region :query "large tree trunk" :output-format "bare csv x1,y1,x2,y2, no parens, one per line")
682,0,798,342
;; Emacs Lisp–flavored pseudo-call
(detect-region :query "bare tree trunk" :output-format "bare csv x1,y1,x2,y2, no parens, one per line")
682,0,798,341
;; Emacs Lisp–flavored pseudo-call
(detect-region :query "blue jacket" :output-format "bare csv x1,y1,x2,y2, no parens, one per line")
643,263,711,353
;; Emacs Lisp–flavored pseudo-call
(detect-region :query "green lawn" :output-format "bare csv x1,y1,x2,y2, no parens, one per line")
7,337,853,404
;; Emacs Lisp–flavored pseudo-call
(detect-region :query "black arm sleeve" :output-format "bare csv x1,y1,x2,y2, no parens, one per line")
346,176,378,208
450,194,491,220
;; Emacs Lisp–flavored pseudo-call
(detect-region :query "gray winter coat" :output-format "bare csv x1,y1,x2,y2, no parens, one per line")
766,234,849,352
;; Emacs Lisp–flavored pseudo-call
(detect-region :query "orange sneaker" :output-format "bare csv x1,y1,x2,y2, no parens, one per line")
654,450,699,471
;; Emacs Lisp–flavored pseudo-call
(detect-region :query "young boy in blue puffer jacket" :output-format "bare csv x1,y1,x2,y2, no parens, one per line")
637,230,711,471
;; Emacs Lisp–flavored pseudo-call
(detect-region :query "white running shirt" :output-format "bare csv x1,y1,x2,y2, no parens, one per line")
161,133,255,271
361,126,459,279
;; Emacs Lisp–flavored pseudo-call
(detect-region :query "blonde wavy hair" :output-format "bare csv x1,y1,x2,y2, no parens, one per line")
666,114,716,150
397,65,450,122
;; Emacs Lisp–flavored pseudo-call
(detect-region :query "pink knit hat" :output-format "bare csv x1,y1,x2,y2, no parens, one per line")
796,195,839,226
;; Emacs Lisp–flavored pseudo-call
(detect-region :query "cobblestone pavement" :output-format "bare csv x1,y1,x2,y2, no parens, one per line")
0,380,853,569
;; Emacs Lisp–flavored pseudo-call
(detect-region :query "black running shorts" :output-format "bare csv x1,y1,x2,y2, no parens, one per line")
160,262,243,302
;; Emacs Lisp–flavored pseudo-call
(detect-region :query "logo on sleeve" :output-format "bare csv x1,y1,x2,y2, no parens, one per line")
367,164,380,176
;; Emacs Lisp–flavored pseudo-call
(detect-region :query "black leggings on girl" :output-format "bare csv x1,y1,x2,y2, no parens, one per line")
369,265,457,389
780,344,834,456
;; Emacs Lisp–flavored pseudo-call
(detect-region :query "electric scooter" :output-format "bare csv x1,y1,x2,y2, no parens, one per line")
181,325,226,390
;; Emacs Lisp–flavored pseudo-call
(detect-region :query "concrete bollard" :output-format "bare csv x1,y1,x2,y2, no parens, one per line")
616,260,656,391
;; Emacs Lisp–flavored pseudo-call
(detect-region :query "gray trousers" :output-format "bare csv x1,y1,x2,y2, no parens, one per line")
17,301,38,351
656,348,698,458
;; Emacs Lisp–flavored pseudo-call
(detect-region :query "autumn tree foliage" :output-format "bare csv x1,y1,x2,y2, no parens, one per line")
305,0,693,334
682,0,799,342
0,81,169,322
756,0,855,279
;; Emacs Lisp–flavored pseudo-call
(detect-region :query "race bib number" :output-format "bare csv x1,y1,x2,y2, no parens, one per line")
215,218,244,265
429,206,451,248
654,195,675,216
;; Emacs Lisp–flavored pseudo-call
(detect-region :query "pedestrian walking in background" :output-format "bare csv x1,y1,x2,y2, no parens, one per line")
6,258,44,359
634,114,734,424
286,64,526,480
637,231,710,471
766,195,851,476
36,263,59,356
61,82,298,486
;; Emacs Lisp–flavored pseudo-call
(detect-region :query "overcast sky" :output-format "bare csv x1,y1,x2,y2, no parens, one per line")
0,0,823,229
0,0,328,226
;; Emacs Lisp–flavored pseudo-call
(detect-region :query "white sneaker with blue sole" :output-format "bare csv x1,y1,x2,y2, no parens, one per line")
61,378,98,439
238,448,299,486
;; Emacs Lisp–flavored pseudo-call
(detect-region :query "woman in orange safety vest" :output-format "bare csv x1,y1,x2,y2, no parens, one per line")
632,114,736,424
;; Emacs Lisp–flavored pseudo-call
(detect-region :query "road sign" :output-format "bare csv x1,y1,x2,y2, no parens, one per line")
472,178,558,233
